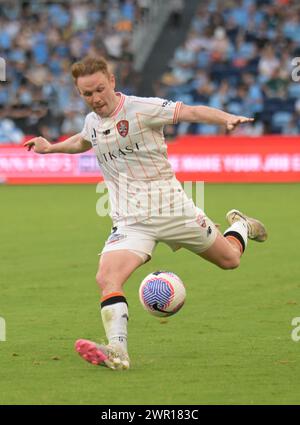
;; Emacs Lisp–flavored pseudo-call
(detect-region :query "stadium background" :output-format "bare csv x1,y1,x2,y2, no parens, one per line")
1,0,300,405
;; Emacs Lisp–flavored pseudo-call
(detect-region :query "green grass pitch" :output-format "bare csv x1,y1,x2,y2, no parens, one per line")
0,183,300,405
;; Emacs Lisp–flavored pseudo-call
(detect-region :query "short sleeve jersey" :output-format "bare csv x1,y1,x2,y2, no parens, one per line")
81,93,183,225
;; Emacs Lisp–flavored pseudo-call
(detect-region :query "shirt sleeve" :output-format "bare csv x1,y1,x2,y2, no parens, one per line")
131,97,182,128
80,115,92,144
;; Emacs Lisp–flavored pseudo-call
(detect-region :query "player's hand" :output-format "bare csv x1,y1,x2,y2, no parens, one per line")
226,115,254,131
23,137,52,154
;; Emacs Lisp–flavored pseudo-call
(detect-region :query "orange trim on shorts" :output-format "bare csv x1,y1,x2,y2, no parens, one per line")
225,235,243,254
100,291,124,303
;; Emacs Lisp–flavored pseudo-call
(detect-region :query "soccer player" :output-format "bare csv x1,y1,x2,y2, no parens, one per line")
24,57,267,371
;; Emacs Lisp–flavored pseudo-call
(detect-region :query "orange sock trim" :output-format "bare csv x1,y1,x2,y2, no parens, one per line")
226,235,243,254
101,291,124,303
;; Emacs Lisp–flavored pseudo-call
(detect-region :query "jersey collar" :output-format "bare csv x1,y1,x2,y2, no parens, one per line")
110,92,125,118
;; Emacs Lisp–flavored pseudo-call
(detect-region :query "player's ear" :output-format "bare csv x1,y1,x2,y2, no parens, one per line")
109,74,116,89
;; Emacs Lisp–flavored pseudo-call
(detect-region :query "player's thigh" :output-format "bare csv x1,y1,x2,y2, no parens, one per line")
97,224,156,286
198,232,240,269
160,208,218,254
97,250,145,286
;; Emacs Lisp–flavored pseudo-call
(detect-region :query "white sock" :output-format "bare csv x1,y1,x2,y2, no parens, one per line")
224,220,248,252
100,294,128,353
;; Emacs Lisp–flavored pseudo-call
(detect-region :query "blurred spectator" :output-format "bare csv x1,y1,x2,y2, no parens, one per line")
282,115,300,135
258,45,280,82
157,0,300,135
0,119,24,144
170,0,185,29
2,0,300,140
62,110,85,135
263,67,289,98
1,0,142,141
164,124,178,141
137,0,151,22
210,27,232,62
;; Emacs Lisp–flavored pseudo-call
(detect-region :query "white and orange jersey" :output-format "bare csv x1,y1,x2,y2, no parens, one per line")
81,93,188,225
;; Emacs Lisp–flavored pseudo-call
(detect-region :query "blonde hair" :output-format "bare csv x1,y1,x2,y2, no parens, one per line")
71,57,110,84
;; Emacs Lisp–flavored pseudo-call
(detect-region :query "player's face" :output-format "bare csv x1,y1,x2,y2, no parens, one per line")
77,71,119,117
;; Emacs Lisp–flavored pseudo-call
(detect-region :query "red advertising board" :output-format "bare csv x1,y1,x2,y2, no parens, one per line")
0,136,299,184
0,146,100,184
168,135,300,183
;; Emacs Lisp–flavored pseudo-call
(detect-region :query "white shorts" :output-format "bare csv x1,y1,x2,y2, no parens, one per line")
101,204,218,261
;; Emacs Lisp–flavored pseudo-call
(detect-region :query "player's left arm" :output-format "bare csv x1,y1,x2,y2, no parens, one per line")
177,104,254,131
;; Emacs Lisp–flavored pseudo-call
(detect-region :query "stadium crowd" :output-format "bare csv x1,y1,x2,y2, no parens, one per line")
157,0,300,136
1,0,300,143
0,0,142,143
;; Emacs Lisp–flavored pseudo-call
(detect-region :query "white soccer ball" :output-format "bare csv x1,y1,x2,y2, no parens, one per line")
139,271,186,317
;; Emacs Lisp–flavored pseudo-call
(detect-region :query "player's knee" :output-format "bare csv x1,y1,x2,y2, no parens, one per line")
96,267,124,293
96,269,111,291
218,255,240,270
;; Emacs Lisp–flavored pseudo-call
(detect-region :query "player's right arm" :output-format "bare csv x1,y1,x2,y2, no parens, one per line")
23,133,91,154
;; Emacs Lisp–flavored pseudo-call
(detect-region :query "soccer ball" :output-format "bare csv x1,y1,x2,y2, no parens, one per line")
139,271,186,317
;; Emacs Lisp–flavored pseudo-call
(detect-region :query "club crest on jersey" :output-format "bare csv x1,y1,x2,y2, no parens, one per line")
116,120,129,137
